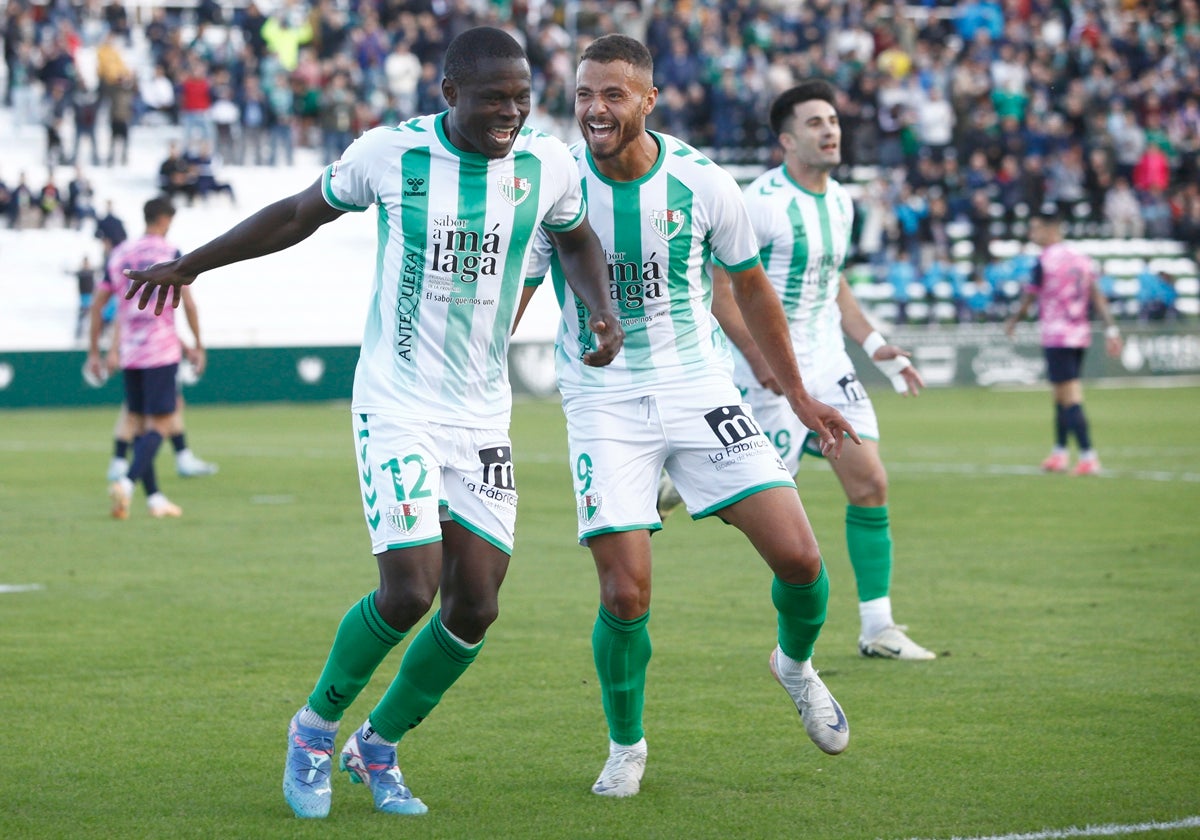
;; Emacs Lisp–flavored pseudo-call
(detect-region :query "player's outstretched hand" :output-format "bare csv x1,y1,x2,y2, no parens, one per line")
582,314,625,367
792,394,861,459
124,261,197,315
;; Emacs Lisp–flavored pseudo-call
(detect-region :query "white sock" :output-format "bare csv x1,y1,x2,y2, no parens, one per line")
859,596,894,640
298,706,339,731
1079,449,1097,461
774,646,816,679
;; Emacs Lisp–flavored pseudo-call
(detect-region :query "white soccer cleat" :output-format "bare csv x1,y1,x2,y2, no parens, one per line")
769,646,849,755
109,477,133,520
177,450,219,477
591,738,647,797
147,492,183,518
858,625,936,661
655,471,683,521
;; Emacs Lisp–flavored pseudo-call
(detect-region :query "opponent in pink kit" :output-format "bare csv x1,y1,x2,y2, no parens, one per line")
87,196,203,517
1006,204,1123,475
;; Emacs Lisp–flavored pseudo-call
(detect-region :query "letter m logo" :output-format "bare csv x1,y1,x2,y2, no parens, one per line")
704,405,763,447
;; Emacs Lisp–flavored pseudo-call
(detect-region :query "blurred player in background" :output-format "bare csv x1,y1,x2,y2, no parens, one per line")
103,318,218,482
1005,204,1123,475
520,37,857,799
694,80,937,662
86,195,199,519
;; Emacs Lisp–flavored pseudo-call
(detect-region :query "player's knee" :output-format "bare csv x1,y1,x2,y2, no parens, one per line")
599,576,650,619
439,596,498,642
373,584,436,632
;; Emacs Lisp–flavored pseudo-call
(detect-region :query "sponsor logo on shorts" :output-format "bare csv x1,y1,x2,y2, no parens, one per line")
578,491,602,523
703,405,779,470
479,446,515,490
386,502,423,535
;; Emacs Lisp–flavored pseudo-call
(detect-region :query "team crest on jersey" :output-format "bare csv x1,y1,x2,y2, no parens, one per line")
650,209,686,241
577,491,602,524
497,175,532,207
386,502,423,535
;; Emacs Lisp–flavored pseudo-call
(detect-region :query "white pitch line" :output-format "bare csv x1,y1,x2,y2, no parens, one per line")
886,462,1200,483
891,815,1200,840
0,583,45,593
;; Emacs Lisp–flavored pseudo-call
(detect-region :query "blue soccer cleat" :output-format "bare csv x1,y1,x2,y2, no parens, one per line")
339,728,428,815
282,711,335,819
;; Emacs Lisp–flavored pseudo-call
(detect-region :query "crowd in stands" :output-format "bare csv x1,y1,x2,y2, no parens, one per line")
2,0,1198,325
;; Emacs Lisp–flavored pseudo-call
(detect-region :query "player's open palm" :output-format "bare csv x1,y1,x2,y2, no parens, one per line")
124,261,197,315
791,394,860,459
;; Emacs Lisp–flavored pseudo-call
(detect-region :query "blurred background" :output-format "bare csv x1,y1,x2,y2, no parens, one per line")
1,0,1197,407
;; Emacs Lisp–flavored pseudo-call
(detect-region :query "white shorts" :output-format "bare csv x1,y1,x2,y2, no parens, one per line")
352,413,518,555
563,379,795,543
738,353,880,475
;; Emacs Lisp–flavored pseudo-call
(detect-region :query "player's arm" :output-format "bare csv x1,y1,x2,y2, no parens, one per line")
547,220,624,367
513,285,537,334
711,263,781,394
1090,277,1123,357
180,287,207,376
1005,260,1041,337
837,276,923,396
723,263,860,457
86,286,114,378
125,178,345,314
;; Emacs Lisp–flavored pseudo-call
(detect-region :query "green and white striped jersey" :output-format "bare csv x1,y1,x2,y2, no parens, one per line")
323,112,585,426
740,165,855,368
526,131,761,400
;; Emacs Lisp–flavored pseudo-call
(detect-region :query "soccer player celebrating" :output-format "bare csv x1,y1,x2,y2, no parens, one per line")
124,27,623,819
519,36,858,798
702,80,937,661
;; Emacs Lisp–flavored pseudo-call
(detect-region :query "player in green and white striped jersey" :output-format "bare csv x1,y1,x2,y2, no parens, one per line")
710,80,935,662
125,27,623,819
518,35,858,799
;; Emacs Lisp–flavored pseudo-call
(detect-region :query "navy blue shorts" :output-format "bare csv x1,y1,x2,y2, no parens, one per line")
124,363,179,416
1044,347,1085,384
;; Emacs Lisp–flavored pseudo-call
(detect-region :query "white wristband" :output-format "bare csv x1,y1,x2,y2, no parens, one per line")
861,330,886,358
1105,325,1120,339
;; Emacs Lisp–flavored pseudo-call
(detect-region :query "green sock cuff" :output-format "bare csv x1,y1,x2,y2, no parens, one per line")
773,563,829,594
846,504,889,524
598,604,650,633
361,591,407,646
429,609,484,666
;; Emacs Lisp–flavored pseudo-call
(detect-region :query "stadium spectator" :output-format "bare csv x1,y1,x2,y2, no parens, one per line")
64,165,96,230
106,72,135,167
139,64,177,126
1004,205,1123,476
70,85,100,167
94,198,127,260
178,57,214,149
185,140,235,204
158,141,196,204
1104,176,1144,239
70,254,98,340
120,26,622,820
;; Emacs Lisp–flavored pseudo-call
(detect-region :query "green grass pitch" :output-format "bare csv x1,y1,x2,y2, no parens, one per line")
2,385,1198,839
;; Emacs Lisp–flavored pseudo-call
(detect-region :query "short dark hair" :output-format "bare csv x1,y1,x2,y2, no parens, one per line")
443,26,526,83
1033,202,1064,223
579,34,654,76
144,196,175,224
769,79,837,136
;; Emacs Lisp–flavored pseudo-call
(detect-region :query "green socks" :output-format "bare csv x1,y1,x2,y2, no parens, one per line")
771,564,829,662
592,605,652,746
846,504,892,602
307,592,407,721
368,609,482,743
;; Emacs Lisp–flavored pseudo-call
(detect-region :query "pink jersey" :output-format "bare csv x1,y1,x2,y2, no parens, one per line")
1029,242,1099,348
101,234,184,369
